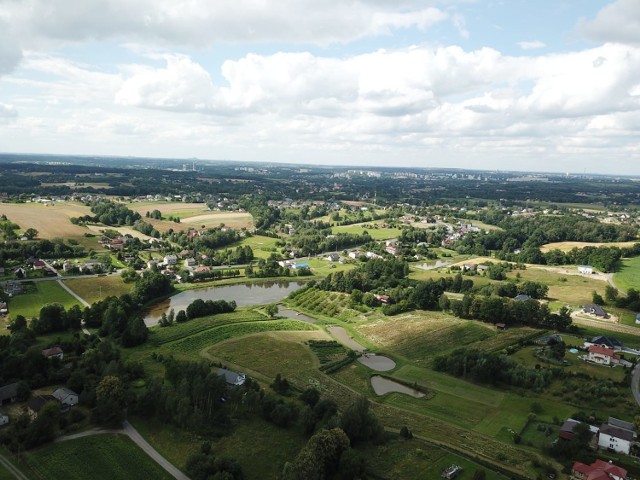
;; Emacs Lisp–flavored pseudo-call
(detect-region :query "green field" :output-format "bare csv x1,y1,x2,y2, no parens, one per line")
63,275,133,305
614,256,640,293
332,223,401,240
7,281,81,320
225,235,279,259
23,434,173,480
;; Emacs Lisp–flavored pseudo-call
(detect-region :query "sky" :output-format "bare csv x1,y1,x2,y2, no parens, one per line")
1,1,640,175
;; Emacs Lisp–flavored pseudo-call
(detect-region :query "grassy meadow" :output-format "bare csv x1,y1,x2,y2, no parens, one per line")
7,281,80,320
63,275,133,305
614,256,640,293
23,435,174,480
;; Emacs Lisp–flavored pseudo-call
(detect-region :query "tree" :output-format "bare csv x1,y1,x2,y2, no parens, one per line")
605,284,618,303
176,310,188,323
286,428,350,480
23,228,38,239
265,304,279,318
94,375,126,426
340,396,383,444
592,291,605,306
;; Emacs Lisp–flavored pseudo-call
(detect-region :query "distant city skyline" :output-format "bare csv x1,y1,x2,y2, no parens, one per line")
1,1,639,175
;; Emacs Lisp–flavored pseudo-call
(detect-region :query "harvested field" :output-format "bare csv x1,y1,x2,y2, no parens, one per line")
0,202,91,240
86,225,152,240
540,241,639,253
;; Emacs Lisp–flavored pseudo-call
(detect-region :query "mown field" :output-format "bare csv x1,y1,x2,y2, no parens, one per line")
63,275,133,305
332,223,401,240
614,256,640,293
0,202,92,242
7,281,80,320
540,240,640,253
23,434,174,480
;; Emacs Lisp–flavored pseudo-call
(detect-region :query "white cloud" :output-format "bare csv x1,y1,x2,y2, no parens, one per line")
580,0,640,46
517,40,546,50
0,103,18,121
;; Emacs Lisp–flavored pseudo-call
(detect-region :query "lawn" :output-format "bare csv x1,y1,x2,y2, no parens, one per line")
63,275,133,305
332,223,401,240
23,434,174,480
7,281,81,320
614,256,640,293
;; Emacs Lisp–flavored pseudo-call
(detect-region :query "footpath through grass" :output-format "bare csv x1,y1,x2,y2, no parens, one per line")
23,434,174,480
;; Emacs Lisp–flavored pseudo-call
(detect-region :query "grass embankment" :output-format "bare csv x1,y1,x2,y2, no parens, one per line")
23,434,174,480
7,281,80,320
63,275,133,305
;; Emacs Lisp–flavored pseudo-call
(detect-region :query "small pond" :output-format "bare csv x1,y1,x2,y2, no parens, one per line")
358,354,396,371
277,308,317,324
370,376,425,398
144,280,307,326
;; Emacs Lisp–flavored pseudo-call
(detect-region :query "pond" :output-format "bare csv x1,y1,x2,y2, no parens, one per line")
358,354,396,371
144,280,307,326
370,376,425,398
277,308,317,324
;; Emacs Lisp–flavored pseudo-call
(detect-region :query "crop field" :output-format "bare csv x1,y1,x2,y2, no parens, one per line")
614,256,640,293
7,281,80,320
86,224,153,240
540,241,639,253
287,287,366,322
63,275,132,305
203,331,330,383
23,434,173,480
0,202,92,240
166,320,317,356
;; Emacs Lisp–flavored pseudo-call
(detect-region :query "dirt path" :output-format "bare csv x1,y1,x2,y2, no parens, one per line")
0,452,29,480
57,280,91,335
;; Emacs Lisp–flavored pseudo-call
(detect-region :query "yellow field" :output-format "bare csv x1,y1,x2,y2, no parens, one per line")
0,202,92,240
86,224,153,240
127,202,253,231
128,202,212,216
540,241,640,253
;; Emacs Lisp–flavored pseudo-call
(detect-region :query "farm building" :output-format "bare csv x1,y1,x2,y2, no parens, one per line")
572,459,626,480
217,368,246,386
578,265,594,274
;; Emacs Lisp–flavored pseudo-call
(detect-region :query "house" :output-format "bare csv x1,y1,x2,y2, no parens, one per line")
366,251,383,260
27,395,58,419
80,259,101,272
586,335,623,351
32,259,46,269
0,412,8,426
597,417,636,455
179,249,194,258
572,459,626,480
42,346,64,360
514,294,532,301
325,252,340,262
52,387,79,408
578,265,594,275
587,345,620,366
13,267,26,278
583,304,607,318
184,258,197,267
348,251,362,259
163,255,177,265
0,383,19,405
374,294,391,304
217,368,246,386
194,266,211,274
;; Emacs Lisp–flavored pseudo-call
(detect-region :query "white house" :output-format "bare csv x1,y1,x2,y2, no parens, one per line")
164,255,177,265
587,345,620,366
325,253,340,262
0,412,8,426
598,417,636,455
578,265,593,274
52,387,79,408
348,251,362,259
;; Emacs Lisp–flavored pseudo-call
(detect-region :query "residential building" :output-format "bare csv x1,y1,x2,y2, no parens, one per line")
52,387,79,409
572,459,626,480
587,345,620,366
164,255,177,265
42,346,64,360
586,336,623,351
27,395,58,419
583,304,608,318
184,258,197,267
217,368,246,386
0,383,19,405
597,418,636,455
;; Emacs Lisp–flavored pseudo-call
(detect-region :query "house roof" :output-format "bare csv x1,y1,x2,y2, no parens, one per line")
600,424,635,441
27,395,57,413
42,346,63,357
217,368,245,385
584,304,607,317
514,294,532,301
0,383,19,402
608,417,635,432
573,460,627,480
52,387,78,402
591,335,623,348
588,345,619,359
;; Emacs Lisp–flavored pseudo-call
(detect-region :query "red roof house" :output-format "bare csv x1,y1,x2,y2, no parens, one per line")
587,345,620,366
572,459,626,480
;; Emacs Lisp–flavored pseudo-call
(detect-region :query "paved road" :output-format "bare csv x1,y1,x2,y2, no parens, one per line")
631,362,640,408
0,451,29,480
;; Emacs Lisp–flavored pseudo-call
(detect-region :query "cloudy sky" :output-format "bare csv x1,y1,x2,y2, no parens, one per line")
1,0,639,174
